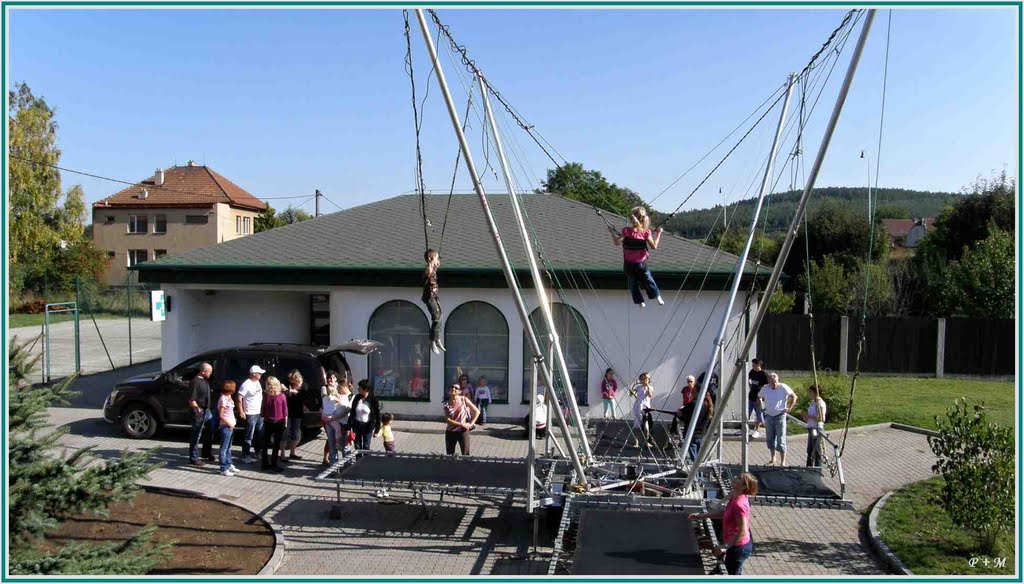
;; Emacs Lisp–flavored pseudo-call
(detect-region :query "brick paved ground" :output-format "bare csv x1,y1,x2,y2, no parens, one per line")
50,408,937,576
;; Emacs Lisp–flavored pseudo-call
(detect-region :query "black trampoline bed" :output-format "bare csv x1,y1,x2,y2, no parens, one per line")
587,419,686,465
317,452,531,495
715,463,850,508
549,495,719,576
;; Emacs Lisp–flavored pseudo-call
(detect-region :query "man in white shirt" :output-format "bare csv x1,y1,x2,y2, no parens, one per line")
237,365,266,464
757,372,797,466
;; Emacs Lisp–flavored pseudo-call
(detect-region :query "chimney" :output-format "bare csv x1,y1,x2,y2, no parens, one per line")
155,168,164,186
187,160,196,167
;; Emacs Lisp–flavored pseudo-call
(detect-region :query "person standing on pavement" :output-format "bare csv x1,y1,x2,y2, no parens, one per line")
747,358,769,439
218,381,239,476
757,372,798,466
689,472,757,575
443,383,479,455
281,370,308,462
187,362,214,466
237,365,265,464
349,379,381,451
473,376,492,426
260,376,288,472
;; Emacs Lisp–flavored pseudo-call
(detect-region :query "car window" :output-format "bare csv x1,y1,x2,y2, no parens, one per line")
220,353,266,389
169,357,207,384
275,357,323,392
318,353,351,383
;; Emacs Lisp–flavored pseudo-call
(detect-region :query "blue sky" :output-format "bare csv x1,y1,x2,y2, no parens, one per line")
8,7,1018,217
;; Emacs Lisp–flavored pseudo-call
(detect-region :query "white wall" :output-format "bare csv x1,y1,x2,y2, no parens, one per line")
161,282,752,423
161,286,309,369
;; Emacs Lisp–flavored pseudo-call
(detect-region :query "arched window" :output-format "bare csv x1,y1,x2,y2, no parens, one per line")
444,301,509,404
368,300,430,401
522,303,589,406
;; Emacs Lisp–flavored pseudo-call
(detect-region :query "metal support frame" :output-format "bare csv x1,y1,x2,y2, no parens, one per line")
685,10,876,492
415,9,588,484
678,73,796,465
478,70,592,460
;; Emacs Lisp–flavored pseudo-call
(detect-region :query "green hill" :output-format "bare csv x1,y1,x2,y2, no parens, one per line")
657,186,960,238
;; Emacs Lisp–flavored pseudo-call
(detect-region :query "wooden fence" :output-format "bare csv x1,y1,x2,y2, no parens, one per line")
757,314,1013,377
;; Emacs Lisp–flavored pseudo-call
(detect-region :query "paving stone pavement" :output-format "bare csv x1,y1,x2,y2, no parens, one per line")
50,407,937,576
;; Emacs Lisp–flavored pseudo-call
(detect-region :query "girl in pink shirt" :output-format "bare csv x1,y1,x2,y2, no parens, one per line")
611,206,664,307
689,472,757,575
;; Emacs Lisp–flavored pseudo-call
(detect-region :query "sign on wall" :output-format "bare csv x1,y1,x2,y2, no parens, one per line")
150,290,166,322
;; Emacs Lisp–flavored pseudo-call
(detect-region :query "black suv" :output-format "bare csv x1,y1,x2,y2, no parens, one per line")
102,340,381,439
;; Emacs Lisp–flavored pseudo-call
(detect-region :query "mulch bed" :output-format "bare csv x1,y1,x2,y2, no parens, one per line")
48,487,275,575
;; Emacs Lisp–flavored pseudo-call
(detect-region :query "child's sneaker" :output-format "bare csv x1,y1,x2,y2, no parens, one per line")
639,302,646,308
228,465,239,473
656,296,665,306
221,469,235,477
431,342,441,355
436,339,446,352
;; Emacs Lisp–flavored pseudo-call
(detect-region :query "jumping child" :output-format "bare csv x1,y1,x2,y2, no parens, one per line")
422,249,445,355
611,206,664,307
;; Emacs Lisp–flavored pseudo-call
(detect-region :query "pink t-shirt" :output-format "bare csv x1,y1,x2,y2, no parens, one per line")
621,226,651,264
723,494,752,546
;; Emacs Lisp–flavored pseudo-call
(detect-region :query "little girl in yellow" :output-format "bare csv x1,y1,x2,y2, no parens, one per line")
381,412,396,452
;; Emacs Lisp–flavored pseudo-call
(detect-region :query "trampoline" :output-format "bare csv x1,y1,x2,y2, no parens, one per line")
550,495,716,576
715,463,850,508
587,419,683,463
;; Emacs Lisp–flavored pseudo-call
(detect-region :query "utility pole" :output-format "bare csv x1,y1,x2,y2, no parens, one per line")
315,189,322,217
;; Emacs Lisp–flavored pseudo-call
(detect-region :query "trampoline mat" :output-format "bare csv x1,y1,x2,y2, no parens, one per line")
589,420,675,459
340,455,528,490
573,509,704,575
724,465,839,499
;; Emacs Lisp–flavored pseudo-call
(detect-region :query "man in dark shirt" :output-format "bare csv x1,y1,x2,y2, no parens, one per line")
188,362,215,466
747,358,769,439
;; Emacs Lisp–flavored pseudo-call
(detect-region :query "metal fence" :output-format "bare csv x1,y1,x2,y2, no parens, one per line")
759,314,1013,377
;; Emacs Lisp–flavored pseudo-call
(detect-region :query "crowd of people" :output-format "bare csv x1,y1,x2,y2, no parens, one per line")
185,362,503,476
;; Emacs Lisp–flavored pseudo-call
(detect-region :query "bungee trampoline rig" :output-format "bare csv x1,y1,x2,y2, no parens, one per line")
314,7,883,575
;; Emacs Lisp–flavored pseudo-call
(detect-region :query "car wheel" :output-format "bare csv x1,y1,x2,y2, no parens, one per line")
121,405,158,439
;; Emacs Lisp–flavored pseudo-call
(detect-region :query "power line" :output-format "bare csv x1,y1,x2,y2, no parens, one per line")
9,154,310,202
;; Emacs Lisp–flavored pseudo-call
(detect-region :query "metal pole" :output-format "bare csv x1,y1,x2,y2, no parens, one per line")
679,73,796,465
686,10,876,492
716,343,724,461
127,273,134,366
741,303,750,472
478,71,593,460
414,9,588,484
44,309,50,383
315,189,322,218
74,276,81,373
528,355,538,514
545,335,554,457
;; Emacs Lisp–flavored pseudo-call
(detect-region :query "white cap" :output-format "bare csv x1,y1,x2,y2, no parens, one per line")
249,365,266,375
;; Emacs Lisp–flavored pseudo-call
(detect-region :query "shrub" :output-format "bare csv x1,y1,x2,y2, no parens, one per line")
928,398,1014,555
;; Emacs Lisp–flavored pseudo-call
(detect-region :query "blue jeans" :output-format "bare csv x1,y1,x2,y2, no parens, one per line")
725,539,754,575
189,409,213,462
353,421,373,450
688,436,703,462
624,261,660,305
219,425,234,472
478,399,490,424
764,413,787,454
241,414,264,459
325,422,340,464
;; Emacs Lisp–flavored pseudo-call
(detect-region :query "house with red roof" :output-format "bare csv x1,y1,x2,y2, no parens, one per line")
92,161,267,286
882,218,935,257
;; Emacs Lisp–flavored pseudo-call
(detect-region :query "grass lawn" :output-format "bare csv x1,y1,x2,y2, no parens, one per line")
8,311,123,329
877,476,1015,575
785,375,1015,433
